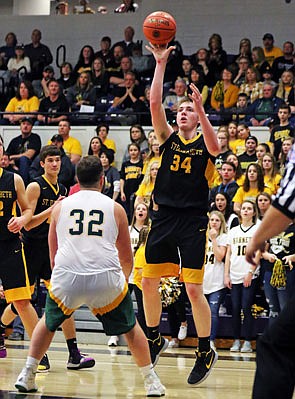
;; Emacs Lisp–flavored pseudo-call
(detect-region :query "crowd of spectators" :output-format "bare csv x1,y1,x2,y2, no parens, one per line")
1,26,295,348
0,28,293,128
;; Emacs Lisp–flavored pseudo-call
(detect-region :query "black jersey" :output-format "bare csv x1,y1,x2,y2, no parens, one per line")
0,168,17,240
154,132,215,211
22,175,66,241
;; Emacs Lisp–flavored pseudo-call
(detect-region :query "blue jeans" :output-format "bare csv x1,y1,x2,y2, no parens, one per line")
264,270,287,322
205,288,226,340
17,155,32,186
231,279,258,341
264,268,295,325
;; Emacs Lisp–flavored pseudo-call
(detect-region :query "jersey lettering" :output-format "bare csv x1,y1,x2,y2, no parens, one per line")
69,209,104,237
170,154,192,174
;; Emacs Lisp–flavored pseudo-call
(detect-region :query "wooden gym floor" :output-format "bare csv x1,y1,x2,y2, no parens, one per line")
0,338,261,399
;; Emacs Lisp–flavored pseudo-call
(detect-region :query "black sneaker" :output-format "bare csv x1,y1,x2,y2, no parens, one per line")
148,334,169,366
187,348,218,385
67,350,95,370
37,353,50,373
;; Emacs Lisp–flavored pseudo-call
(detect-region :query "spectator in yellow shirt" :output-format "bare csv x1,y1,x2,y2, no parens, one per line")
3,80,39,124
48,120,82,164
262,33,283,66
95,123,116,154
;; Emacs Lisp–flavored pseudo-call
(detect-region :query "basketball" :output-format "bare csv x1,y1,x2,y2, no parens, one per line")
143,11,176,45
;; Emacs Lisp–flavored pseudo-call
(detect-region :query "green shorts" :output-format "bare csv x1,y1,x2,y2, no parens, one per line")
45,291,136,335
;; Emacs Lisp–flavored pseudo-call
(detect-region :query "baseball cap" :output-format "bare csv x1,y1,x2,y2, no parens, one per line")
51,134,63,143
20,116,33,125
260,64,273,75
246,135,258,145
263,33,274,41
43,65,54,73
15,43,24,50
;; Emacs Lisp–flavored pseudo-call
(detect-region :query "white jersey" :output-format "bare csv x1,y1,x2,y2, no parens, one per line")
203,233,227,294
227,224,260,284
54,190,120,275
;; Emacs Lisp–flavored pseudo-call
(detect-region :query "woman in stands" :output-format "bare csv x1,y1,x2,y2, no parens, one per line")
3,80,39,124
210,68,239,114
135,161,159,208
121,124,148,164
239,66,264,104
73,45,95,77
233,163,271,214
261,152,281,195
91,57,109,98
57,62,76,95
188,66,209,106
211,192,239,230
203,211,228,351
224,200,261,353
7,43,31,82
120,142,143,222
66,71,96,113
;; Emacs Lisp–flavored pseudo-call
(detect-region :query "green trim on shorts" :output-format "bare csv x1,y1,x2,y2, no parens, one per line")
45,293,72,332
96,291,136,336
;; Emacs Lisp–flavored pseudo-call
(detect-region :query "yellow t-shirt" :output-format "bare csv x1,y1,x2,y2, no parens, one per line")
142,156,161,175
263,47,283,66
103,138,116,153
135,181,155,205
231,139,246,156
233,186,272,204
6,96,39,113
264,174,281,195
48,135,82,157
134,245,146,290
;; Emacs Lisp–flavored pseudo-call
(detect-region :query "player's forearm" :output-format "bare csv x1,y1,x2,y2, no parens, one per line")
199,111,220,156
251,207,292,250
25,207,52,230
150,60,166,108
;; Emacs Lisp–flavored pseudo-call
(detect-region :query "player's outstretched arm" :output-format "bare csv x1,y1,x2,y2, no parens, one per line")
189,83,220,156
245,206,292,265
146,44,174,144
114,202,133,281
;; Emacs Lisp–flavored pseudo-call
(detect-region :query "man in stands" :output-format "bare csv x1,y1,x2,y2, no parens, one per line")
262,33,283,66
53,120,82,165
37,79,69,125
24,29,53,81
6,117,41,185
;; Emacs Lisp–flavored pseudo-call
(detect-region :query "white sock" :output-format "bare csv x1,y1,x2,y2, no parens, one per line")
140,364,156,378
25,356,39,372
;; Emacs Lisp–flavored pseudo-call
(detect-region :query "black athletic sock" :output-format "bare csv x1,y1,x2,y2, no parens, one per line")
198,336,210,353
146,326,160,341
0,321,8,335
66,338,78,354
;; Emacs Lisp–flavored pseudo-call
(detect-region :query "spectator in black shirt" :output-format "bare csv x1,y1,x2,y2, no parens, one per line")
37,78,69,125
6,117,41,185
24,29,53,81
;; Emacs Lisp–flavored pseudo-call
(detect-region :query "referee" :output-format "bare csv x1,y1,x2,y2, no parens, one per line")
246,143,295,399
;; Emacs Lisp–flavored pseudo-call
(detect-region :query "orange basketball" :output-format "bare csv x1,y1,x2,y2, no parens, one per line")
143,11,176,45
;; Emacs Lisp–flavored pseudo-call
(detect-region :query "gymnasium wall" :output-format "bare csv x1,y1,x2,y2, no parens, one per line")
0,0,292,76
